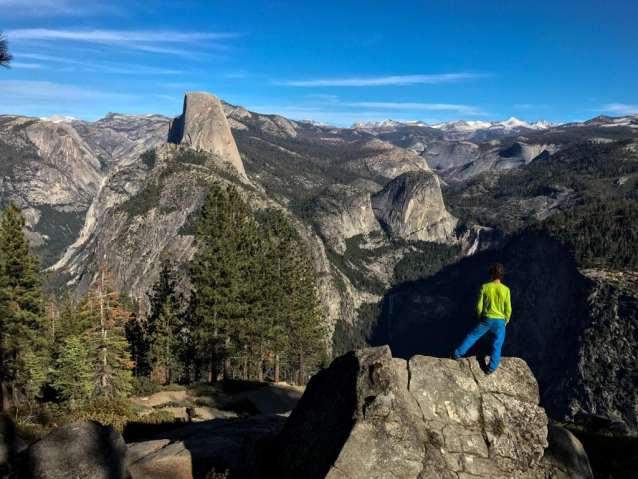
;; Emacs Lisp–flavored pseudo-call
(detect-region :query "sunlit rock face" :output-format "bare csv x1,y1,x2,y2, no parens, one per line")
371,170,457,242
168,91,246,177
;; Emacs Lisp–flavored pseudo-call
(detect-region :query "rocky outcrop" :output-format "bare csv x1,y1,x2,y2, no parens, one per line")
276,346,568,479
168,92,246,177
19,421,130,479
0,116,105,263
422,140,481,171
371,170,457,242
128,415,285,479
70,113,169,166
349,178,383,194
371,232,638,433
312,185,382,253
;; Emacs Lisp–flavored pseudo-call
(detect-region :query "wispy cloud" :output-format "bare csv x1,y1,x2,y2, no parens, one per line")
8,28,240,43
17,53,183,75
281,73,488,87
155,94,182,102
600,103,638,116
346,101,486,115
0,0,122,16
6,28,241,57
308,93,339,102
10,62,43,69
0,80,135,103
514,103,551,110
0,80,137,119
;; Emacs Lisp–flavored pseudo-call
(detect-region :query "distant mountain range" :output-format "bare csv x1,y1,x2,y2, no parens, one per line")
351,114,638,140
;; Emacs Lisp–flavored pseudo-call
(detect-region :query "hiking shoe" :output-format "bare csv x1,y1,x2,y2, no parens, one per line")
485,369,496,375
449,355,460,360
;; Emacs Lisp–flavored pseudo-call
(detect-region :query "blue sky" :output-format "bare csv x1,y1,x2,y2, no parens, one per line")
1,0,637,126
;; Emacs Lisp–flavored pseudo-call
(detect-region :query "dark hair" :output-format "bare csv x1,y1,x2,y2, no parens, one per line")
489,263,505,280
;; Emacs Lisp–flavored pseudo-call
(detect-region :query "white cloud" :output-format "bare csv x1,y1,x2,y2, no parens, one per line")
600,103,638,116
8,28,240,43
514,103,533,109
17,53,183,75
0,0,122,16
0,80,134,103
6,29,241,58
281,73,487,87
10,62,43,69
155,94,182,102
0,80,137,119
346,101,486,116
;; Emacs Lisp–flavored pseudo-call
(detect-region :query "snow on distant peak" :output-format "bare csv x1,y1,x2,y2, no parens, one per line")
299,119,332,128
351,119,429,132
500,117,533,129
40,115,76,124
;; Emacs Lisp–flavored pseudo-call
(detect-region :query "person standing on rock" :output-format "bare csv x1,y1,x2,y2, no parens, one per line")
450,263,512,374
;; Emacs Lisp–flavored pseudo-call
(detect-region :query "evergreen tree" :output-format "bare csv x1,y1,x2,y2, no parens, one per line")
21,350,47,406
271,212,325,385
189,183,257,381
53,336,93,404
57,291,82,339
81,265,133,397
146,249,183,384
45,294,59,340
0,202,47,410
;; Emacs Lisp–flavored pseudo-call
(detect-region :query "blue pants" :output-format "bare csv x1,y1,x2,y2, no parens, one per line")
453,317,506,373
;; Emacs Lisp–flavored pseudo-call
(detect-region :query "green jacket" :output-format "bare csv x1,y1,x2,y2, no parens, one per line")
477,282,512,322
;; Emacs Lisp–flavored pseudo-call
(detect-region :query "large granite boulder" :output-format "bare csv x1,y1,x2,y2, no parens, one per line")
168,92,246,177
19,421,130,479
371,170,457,242
128,415,285,479
276,346,580,479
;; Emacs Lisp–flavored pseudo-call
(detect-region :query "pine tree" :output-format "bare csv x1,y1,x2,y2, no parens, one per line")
45,294,59,340
57,291,81,339
147,249,183,384
189,184,257,381
271,213,325,386
53,336,93,404
0,202,47,410
82,265,134,397
21,350,47,405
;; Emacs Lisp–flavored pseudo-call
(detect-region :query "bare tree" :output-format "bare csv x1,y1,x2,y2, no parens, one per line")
0,31,13,68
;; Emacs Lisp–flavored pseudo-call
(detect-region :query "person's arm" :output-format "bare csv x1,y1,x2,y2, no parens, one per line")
505,288,512,324
476,285,484,319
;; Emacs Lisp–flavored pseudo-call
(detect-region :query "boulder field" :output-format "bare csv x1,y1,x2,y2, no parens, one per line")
4,347,592,479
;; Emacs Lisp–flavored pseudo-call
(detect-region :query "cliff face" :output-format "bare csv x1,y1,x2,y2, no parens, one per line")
312,184,382,254
168,92,246,177
370,232,638,431
277,346,590,479
0,116,105,265
371,170,457,242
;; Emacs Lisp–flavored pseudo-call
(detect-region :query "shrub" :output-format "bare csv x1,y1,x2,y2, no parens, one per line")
162,383,187,392
139,410,176,424
132,377,162,397
491,417,506,437
67,397,135,433
206,469,229,479
187,381,223,397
